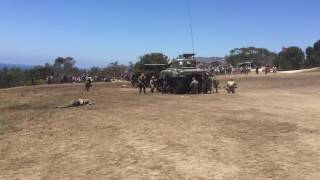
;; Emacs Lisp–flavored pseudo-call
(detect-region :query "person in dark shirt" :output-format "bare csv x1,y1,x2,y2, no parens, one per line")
138,73,147,94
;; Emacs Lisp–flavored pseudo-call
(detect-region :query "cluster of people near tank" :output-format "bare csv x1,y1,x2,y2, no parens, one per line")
45,74,88,84
136,73,237,95
198,63,233,75
197,63,277,75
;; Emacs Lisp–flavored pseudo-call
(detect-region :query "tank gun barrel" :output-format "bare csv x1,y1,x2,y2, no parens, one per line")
144,64,169,67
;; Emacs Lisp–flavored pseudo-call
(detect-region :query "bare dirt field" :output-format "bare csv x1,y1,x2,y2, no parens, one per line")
1,72,320,180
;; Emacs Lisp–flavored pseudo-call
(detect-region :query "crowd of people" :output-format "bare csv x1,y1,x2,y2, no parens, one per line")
45,75,87,84
135,73,237,95
197,62,278,75
197,63,233,75
41,62,275,95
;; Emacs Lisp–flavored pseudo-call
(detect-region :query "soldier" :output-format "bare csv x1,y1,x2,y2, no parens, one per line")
212,75,219,93
225,78,237,94
272,66,277,73
207,74,213,94
31,78,35,85
84,76,92,92
201,74,206,94
48,75,53,84
138,73,147,94
55,98,94,108
162,75,169,94
202,74,211,94
190,77,199,94
265,66,270,75
150,76,156,93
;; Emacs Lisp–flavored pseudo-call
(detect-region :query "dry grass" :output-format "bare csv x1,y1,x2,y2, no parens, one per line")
1,72,320,179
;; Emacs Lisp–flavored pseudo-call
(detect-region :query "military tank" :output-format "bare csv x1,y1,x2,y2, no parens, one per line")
145,54,205,94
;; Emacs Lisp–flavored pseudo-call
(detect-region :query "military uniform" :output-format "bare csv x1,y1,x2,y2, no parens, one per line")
202,75,210,94
138,74,147,94
150,76,156,93
207,76,213,93
190,78,199,94
226,79,237,94
212,76,219,93
84,77,92,92
162,79,168,94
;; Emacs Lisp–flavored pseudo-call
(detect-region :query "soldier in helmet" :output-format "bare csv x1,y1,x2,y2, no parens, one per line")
162,75,169,94
207,73,213,94
212,75,219,93
31,78,36,85
84,76,92,92
202,74,210,94
150,76,156,93
225,78,237,94
190,77,199,94
138,73,147,94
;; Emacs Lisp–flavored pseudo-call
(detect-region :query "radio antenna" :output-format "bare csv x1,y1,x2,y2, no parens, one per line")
187,0,195,54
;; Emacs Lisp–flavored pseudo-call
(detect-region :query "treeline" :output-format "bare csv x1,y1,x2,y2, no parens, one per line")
0,53,169,89
77,53,169,84
0,57,131,88
225,47,277,67
226,39,320,70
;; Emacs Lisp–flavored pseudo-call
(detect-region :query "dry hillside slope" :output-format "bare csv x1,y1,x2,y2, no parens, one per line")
1,72,320,179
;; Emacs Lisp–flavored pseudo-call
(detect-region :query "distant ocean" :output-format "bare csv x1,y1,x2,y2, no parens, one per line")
0,63,35,70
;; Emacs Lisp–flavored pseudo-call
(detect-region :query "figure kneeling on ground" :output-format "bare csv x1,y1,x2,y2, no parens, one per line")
225,79,237,94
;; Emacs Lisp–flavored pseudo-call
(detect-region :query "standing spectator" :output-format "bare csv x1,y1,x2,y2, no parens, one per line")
150,76,156,93
138,73,147,94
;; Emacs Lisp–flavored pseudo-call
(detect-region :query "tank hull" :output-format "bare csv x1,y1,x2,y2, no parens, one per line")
158,68,205,94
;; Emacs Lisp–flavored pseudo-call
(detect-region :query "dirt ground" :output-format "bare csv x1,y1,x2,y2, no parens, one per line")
1,71,320,180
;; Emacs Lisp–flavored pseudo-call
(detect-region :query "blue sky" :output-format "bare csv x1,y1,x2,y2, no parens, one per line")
0,0,319,67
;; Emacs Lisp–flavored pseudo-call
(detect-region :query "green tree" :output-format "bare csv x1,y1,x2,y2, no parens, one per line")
86,66,103,81
0,68,27,88
305,40,320,67
0,57,82,88
273,47,305,70
28,63,54,80
102,61,128,79
133,52,169,75
225,47,277,66
53,57,77,78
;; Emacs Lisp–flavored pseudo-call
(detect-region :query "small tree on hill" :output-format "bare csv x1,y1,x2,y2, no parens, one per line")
133,52,169,76
305,40,320,67
273,47,305,70
225,47,277,67
53,57,77,78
